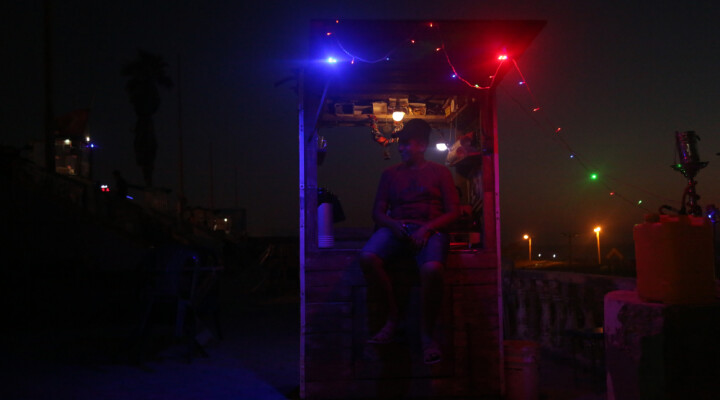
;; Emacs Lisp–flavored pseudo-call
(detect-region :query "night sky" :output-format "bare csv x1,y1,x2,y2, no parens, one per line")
3,1,720,253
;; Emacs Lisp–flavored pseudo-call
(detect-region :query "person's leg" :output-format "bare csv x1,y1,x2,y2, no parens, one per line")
359,227,404,342
419,260,443,342
417,231,448,363
359,251,399,329
419,260,443,363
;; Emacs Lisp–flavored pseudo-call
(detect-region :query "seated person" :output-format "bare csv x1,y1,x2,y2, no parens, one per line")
358,119,460,364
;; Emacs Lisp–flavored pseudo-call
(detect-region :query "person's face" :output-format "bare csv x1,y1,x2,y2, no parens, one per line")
398,138,427,163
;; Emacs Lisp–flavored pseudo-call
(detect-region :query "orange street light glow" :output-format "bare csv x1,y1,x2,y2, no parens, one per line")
594,227,602,264
523,234,531,261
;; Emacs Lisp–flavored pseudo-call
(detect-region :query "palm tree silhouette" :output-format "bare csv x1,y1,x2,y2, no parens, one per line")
122,49,173,187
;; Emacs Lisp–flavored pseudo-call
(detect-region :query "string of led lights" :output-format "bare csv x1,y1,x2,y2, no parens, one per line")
503,60,679,211
501,80,657,211
322,19,672,213
325,20,498,88
504,88,652,211
438,43,503,90
330,26,420,64
511,59,558,133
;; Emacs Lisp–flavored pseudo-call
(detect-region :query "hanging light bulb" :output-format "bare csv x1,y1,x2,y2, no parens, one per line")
392,109,405,121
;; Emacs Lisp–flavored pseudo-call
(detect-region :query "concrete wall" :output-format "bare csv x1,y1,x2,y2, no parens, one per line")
502,268,636,360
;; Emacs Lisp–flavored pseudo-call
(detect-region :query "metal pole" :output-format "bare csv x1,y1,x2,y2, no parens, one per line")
561,232,577,267
176,55,185,209
209,142,214,211
43,0,55,173
528,237,532,261
297,68,306,400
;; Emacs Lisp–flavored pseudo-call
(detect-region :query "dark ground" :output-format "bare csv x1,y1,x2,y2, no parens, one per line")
0,264,606,400
0,267,301,400
0,154,604,399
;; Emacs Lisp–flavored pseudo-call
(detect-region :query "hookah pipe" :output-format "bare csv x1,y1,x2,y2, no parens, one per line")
669,131,708,216
661,140,719,234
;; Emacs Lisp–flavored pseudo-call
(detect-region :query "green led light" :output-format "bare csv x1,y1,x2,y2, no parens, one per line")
590,173,598,180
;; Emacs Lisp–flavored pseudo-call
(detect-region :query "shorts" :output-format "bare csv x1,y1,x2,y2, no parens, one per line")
361,224,450,266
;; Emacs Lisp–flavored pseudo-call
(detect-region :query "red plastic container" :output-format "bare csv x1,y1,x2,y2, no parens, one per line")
633,214,716,304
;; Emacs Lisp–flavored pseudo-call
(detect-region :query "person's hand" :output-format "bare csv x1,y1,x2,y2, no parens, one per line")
410,225,432,249
390,220,409,240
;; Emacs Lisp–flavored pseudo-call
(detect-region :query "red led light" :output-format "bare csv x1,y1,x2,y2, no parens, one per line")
532,107,541,112
498,55,508,60
326,32,332,36
555,127,562,133
410,39,415,44
428,22,434,28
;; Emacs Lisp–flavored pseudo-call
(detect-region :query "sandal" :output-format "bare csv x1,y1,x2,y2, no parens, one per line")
367,322,397,344
423,341,442,364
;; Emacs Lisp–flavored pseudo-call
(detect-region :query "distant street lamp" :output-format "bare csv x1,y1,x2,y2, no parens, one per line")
523,234,532,261
594,227,602,265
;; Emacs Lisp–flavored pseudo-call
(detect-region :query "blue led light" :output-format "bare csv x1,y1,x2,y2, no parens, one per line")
327,57,338,64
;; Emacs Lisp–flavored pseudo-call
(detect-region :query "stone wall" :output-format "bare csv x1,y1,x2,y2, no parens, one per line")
604,290,720,400
502,268,636,358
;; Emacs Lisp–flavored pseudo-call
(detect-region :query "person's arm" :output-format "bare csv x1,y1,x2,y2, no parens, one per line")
410,167,461,248
372,170,407,239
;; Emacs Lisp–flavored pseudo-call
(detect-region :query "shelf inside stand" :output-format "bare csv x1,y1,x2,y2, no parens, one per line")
319,103,470,129
321,112,447,124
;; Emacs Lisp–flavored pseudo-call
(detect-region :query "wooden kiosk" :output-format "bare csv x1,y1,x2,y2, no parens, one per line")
299,20,544,399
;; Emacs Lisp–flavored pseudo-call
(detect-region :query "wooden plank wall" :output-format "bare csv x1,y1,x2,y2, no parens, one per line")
302,249,501,399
